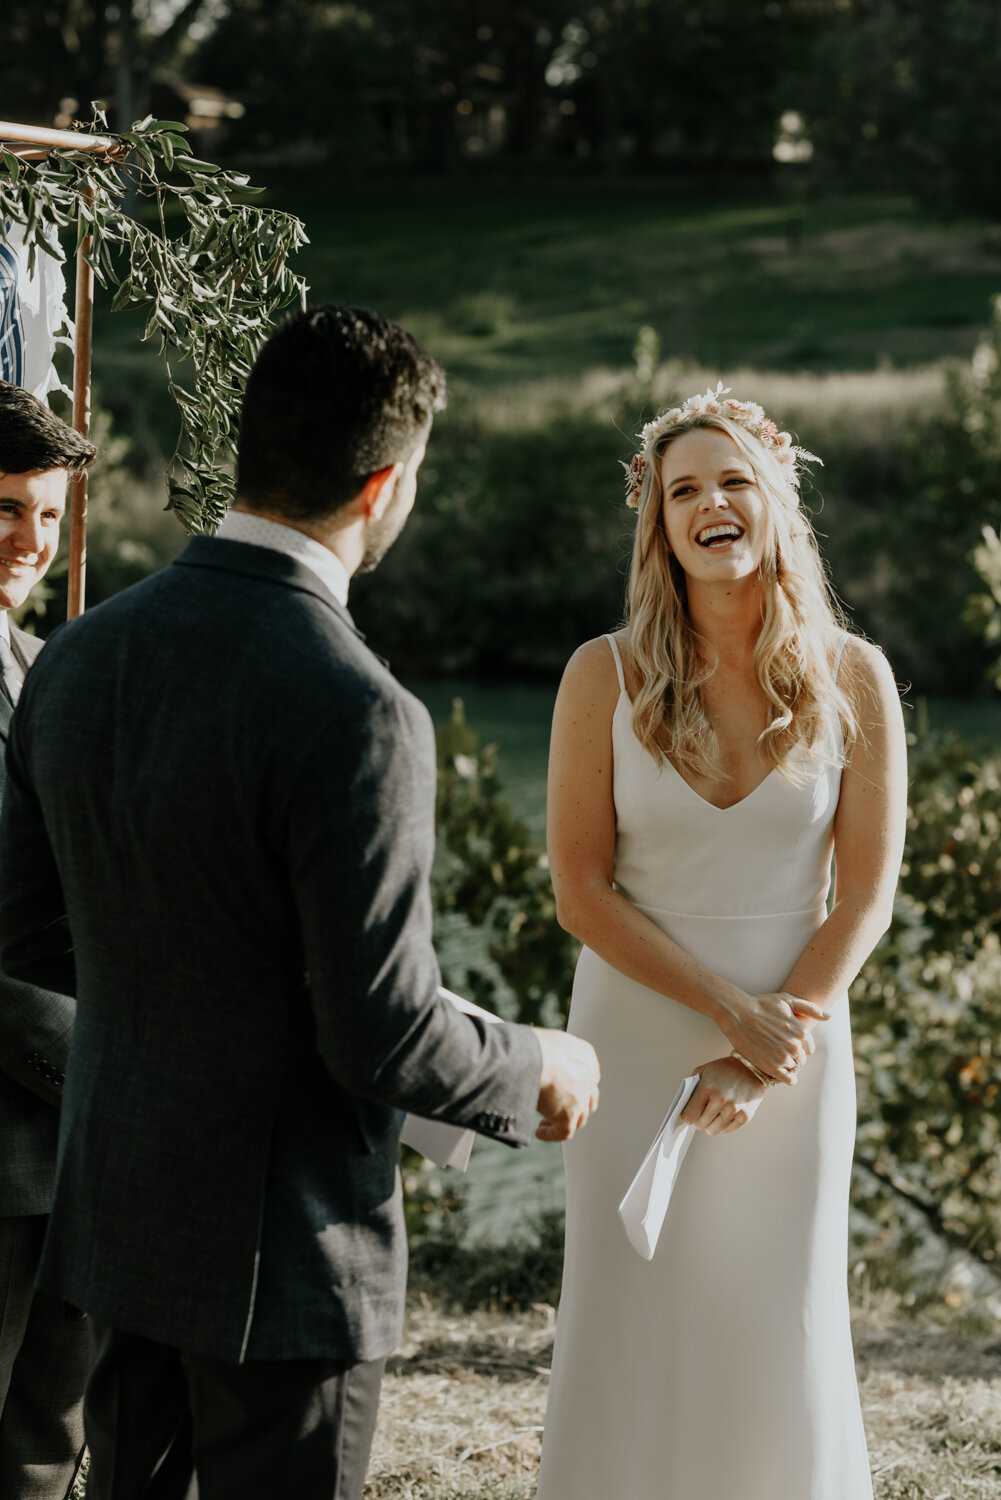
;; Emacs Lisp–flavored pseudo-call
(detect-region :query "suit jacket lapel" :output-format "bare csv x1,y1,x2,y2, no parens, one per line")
0,623,40,742
9,625,43,676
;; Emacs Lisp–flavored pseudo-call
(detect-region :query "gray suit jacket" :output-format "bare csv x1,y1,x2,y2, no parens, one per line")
0,538,542,1362
0,624,75,1219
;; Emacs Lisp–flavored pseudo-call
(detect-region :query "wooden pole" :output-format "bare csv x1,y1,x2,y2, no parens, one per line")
68,187,95,620
0,121,119,155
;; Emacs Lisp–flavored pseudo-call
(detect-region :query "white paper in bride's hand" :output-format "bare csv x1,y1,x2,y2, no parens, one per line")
400,988,502,1171
618,1074,701,1260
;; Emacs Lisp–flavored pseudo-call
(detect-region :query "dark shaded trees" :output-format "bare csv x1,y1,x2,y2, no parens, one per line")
8,4,1001,209
2,1,217,132
796,0,1001,213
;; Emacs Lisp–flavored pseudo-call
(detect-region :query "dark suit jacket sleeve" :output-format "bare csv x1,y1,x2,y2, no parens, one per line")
289,685,542,1145
0,970,74,1104
0,704,77,1005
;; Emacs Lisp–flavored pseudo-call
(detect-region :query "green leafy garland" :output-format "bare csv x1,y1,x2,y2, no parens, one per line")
0,111,308,533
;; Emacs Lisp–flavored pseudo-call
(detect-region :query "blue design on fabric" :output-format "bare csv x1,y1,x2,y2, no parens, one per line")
0,225,25,387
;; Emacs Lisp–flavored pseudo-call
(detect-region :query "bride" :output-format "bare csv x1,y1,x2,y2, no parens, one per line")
535,386,906,1499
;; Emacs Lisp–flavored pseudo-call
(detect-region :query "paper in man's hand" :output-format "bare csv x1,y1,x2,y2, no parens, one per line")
400,988,503,1170
618,1074,701,1260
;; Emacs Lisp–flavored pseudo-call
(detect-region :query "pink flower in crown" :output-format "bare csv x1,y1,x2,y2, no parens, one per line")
759,418,780,443
625,452,646,508
724,399,747,415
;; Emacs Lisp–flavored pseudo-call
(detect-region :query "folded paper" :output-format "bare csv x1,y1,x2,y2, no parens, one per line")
618,1074,701,1259
400,987,503,1170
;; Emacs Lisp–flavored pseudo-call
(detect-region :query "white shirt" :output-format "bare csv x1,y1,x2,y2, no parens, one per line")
216,511,350,607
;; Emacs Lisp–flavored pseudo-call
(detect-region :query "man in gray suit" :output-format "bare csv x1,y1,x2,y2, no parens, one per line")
0,307,599,1499
0,382,95,1500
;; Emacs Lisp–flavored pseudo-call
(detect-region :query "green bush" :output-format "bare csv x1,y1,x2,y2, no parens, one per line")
408,1203,566,1313
432,711,1001,1272
351,394,633,679
433,700,578,1027
851,729,1001,1268
350,357,1000,694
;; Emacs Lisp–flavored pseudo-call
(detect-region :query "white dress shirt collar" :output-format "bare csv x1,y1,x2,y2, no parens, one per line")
215,511,350,607
0,612,9,644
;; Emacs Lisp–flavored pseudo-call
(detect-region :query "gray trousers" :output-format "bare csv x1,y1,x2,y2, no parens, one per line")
0,1215,89,1500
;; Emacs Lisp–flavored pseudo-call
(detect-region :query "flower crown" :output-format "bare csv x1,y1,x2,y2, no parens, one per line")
623,382,820,509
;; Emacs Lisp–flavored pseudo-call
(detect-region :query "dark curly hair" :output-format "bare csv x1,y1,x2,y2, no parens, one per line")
235,304,445,522
0,382,96,475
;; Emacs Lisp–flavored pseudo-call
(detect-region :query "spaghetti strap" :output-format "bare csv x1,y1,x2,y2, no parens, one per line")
604,633,627,695
832,629,851,681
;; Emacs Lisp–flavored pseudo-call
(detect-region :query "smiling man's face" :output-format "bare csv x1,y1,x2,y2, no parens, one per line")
0,467,68,611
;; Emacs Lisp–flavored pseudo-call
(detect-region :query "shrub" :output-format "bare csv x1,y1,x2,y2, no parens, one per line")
851,729,1001,1268
433,711,1001,1272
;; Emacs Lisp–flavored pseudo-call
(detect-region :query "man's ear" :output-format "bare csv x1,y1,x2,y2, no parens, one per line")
357,463,402,520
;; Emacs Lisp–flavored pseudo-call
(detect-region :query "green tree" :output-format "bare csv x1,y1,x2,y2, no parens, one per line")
2,1,217,132
805,0,1001,213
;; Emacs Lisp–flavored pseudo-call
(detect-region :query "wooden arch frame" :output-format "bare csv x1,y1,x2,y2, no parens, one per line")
0,119,122,618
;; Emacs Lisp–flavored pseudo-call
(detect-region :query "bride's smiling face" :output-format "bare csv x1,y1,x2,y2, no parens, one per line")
659,426,767,584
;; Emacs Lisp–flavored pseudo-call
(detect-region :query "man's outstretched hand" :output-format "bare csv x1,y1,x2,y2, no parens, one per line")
533,1028,600,1142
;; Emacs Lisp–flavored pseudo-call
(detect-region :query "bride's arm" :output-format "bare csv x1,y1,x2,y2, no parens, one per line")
548,638,821,1080
781,638,907,1014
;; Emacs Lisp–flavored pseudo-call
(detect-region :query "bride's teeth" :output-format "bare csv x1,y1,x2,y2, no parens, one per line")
697,525,742,546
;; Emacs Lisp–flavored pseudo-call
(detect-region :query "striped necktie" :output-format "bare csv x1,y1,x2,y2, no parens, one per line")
0,635,23,707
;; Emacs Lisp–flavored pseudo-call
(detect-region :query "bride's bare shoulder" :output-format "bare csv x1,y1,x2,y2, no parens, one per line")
559,630,643,711
559,634,622,703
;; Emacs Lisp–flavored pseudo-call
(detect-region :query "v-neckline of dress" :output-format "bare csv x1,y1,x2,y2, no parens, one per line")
664,756,778,814
613,687,777,813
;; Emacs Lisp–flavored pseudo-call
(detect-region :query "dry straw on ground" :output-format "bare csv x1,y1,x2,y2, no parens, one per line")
68,1294,1001,1498
363,1296,1001,1500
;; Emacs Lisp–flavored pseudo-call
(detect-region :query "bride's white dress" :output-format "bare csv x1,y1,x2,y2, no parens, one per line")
536,635,872,1500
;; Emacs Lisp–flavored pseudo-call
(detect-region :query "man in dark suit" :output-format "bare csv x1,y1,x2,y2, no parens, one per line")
0,381,95,1500
0,307,599,1500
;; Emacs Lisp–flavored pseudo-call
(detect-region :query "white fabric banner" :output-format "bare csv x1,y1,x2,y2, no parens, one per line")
0,221,74,402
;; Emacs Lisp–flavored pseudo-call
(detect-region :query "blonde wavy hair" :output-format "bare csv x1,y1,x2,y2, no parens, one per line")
625,409,857,784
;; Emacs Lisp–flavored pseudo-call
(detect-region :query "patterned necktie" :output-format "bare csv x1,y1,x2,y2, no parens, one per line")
0,635,23,707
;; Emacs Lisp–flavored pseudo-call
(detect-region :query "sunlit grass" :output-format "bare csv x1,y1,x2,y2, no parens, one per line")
90,178,1001,426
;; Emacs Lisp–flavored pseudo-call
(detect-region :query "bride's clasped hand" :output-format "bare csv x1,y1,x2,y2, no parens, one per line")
717,984,827,1081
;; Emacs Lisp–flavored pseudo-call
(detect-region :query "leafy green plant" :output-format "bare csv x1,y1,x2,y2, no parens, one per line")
851,729,1001,1269
0,111,307,532
434,700,579,1027
433,705,1001,1271
961,293,1001,683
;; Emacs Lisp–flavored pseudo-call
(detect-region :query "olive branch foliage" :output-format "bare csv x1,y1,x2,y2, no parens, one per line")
0,111,308,533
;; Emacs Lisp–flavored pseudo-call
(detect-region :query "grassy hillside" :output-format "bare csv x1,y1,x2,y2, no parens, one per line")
78,177,1001,690
91,177,1001,417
